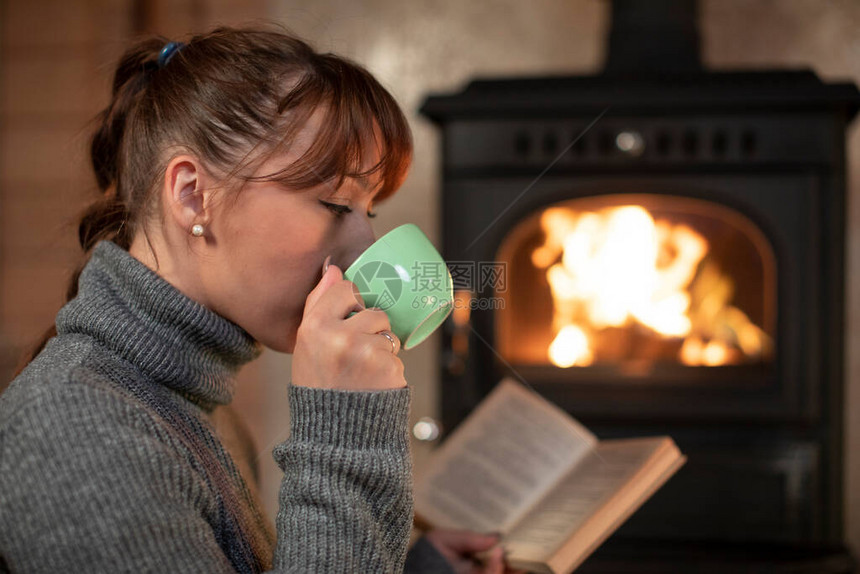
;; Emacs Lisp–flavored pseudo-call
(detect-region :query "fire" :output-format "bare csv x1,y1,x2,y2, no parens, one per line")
548,325,593,367
532,205,772,368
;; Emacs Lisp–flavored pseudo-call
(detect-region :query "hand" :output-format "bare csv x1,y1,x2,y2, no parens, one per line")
424,529,528,574
291,258,405,391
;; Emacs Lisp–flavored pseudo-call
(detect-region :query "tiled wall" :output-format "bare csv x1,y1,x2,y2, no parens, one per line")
1,1,128,376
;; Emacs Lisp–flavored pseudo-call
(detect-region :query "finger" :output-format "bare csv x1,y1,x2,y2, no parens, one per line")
436,530,500,553
302,260,344,320
310,277,366,322
356,329,400,356
344,279,366,309
331,280,366,318
368,329,401,355
460,532,500,553
344,307,392,334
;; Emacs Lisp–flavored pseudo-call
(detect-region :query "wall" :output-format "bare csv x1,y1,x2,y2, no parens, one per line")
2,0,858,555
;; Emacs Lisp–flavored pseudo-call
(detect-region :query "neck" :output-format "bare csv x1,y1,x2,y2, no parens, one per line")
129,228,212,309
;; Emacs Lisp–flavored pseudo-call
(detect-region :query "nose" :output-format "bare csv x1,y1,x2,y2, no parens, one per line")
341,225,377,271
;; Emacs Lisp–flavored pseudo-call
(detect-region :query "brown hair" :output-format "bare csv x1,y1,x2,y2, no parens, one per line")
13,23,413,376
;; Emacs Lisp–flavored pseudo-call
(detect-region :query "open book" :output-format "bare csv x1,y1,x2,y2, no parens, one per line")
414,376,686,574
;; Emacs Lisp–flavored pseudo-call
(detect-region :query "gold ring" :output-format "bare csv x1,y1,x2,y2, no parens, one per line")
378,330,396,354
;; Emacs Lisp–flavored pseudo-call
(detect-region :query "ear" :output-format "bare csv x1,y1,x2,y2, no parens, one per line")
162,155,214,237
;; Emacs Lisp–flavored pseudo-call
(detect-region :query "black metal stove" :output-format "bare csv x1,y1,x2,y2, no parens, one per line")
419,1,860,571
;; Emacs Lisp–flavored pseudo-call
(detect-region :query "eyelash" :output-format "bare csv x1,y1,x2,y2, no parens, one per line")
319,200,377,218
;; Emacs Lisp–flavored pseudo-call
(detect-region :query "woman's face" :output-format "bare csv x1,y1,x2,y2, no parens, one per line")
196,115,388,354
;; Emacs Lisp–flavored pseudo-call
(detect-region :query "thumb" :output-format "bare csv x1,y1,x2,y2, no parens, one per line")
302,257,343,320
445,531,500,553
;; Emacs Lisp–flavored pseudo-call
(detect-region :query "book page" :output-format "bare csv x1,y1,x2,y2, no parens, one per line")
414,377,597,534
501,437,672,562
546,453,687,574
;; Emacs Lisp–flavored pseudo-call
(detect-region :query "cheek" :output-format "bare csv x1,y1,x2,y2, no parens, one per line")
218,196,333,321
223,191,323,265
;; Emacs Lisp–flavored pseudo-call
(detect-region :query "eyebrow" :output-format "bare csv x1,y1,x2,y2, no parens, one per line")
356,174,378,192
320,173,382,202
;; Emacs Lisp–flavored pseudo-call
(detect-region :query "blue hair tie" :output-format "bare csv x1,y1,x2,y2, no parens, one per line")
157,41,185,69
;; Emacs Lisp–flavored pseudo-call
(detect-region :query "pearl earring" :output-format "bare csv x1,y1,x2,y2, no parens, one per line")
191,224,204,237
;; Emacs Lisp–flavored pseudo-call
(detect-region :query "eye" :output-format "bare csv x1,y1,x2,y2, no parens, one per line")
319,199,351,217
320,199,378,219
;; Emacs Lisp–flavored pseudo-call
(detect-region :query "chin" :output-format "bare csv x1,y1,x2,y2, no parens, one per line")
257,330,297,354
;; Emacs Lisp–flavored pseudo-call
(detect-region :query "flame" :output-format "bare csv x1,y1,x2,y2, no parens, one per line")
533,205,772,367
548,325,593,367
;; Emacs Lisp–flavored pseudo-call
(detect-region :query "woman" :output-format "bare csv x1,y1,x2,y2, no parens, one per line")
0,25,520,573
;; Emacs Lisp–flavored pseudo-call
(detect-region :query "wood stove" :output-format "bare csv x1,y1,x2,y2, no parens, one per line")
419,1,860,571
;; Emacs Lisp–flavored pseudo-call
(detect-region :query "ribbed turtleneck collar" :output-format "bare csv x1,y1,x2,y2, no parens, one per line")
55,240,263,411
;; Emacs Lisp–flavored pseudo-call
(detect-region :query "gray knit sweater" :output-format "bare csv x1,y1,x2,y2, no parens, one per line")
0,240,453,573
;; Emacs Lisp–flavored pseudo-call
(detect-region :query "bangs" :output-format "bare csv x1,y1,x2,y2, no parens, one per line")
246,52,413,202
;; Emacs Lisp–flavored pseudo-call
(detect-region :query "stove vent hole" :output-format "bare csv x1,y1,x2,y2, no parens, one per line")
712,130,728,157
741,129,757,158
598,131,614,156
542,132,559,156
655,131,672,156
514,131,532,158
570,132,587,157
683,130,699,157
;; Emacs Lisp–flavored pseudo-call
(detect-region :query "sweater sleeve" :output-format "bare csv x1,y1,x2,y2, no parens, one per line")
271,382,414,573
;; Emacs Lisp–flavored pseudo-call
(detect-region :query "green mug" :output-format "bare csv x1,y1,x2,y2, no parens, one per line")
344,223,454,350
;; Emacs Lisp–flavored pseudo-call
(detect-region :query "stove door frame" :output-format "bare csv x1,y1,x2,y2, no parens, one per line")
441,172,834,427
